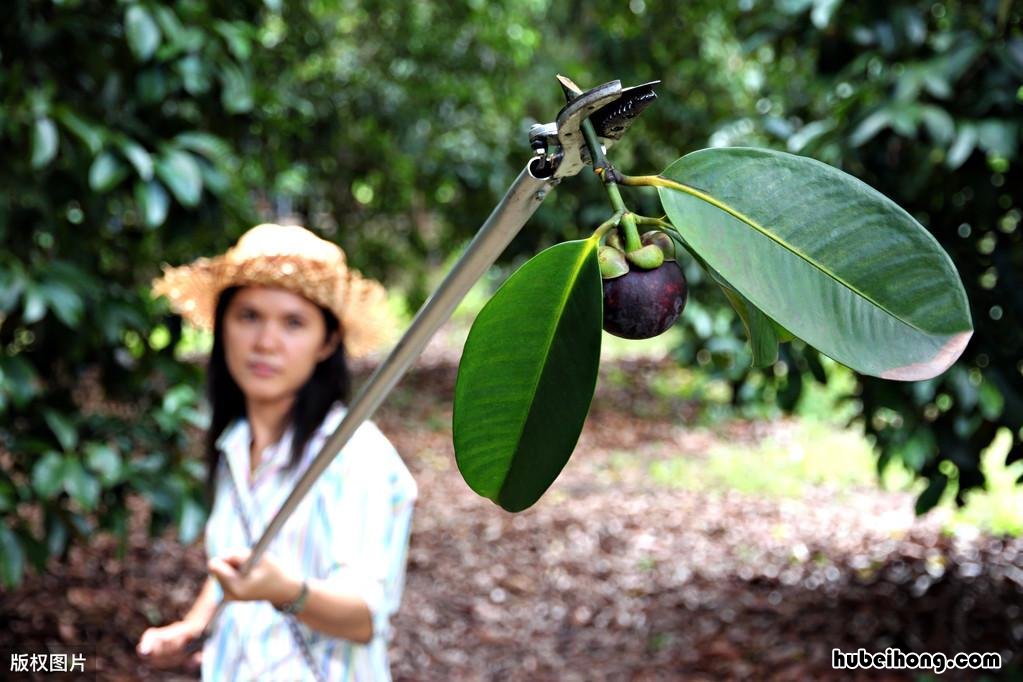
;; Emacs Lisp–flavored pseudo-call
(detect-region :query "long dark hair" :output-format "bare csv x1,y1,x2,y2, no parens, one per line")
202,285,352,502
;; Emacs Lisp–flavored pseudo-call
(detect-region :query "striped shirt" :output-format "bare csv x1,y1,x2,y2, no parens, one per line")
201,401,417,681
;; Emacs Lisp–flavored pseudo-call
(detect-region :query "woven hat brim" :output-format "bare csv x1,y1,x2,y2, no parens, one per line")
151,256,396,359
151,258,220,331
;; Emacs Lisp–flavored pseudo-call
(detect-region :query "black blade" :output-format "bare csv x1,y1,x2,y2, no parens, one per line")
590,80,660,140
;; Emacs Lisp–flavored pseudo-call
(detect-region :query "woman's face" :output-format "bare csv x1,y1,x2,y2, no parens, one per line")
223,286,338,405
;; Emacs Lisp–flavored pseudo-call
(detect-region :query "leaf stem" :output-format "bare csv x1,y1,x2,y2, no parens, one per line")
618,173,753,229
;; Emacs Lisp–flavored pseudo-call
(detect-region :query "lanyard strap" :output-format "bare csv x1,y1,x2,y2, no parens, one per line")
224,467,328,682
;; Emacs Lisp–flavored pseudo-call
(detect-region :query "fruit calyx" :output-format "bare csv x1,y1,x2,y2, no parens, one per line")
599,226,676,280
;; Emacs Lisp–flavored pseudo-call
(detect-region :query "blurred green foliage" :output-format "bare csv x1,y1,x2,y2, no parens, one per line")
0,0,1019,586
678,0,1023,514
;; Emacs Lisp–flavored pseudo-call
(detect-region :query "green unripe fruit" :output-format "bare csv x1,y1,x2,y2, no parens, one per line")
640,230,675,261
625,243,664,270
598,245,629,280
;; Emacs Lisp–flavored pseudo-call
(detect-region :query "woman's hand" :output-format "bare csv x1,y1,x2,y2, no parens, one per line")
136,619,203,670
207,548,302,607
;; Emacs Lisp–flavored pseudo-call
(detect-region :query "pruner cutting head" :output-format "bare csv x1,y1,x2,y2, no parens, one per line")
528,75,659,179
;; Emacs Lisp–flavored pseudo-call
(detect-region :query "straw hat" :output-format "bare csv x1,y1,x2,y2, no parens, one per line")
151,223,395,358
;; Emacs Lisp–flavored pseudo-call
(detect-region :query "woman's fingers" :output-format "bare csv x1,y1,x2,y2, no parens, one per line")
209,549,281,602
207,556,234,579
137,625,191,668
222,549,250,567
136,628,155,656
186,649,203,672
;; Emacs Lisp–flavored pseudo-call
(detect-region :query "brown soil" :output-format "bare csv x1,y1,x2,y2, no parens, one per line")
2,354,1021,681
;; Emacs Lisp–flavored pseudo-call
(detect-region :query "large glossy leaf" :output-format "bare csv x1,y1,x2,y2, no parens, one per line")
658,147,972,380
719,285,780,367
454,238,602,512
671,232,779,367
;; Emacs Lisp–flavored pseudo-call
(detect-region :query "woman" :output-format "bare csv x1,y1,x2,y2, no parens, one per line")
136,223,416,681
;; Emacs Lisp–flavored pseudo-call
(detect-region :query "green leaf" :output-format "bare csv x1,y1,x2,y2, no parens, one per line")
0,480,14,512
220,64,254,114
454,239,602,512
978,378,1004,420
31,118,59,169
176,54,211,95
84,442,123,486
38,280,83,327
155,149,202,207
162,383,197,414
0,264,27,313
896,429,935,472
32,451,66,499
136,68,168,104
178,497,205,544
657,147,973,380
673,233,781,367
130,452,168,477
850,110,891,147
976,119,1017,160
63,458,100,511
43,409,77,451
22,283,46,324
915,473,947,514
946,123,977,169
0,524,25,588
0,356,40,408
919,106,954,145
46,513,68,558
125,5,162,61
720,284,780,367
54,108,104,155
810,0,842,29
214,21,252,60
89,151,129,192
117,138,154,180
152,5,186,48
174,131,232,165
198,161,230,194
135,179,170,228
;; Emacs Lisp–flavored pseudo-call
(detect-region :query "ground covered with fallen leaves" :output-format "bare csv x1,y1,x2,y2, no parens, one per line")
2,348,1022,680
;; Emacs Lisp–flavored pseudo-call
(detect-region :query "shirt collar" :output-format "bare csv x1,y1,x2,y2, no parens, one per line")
216,402,348,488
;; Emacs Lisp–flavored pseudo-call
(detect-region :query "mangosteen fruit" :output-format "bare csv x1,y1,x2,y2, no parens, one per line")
600,229,687,340
602,261,688,339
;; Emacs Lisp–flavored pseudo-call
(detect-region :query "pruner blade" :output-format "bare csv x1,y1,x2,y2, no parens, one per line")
529,75,660,179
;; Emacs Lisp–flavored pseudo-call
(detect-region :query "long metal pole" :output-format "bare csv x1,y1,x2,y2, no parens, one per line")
192,159,557,646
